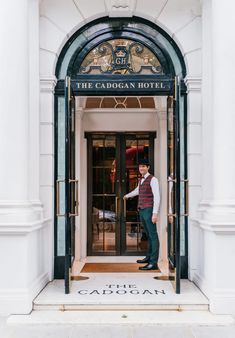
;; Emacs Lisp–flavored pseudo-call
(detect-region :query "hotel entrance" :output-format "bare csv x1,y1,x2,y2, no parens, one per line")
86,132,156,256
54,17,188,295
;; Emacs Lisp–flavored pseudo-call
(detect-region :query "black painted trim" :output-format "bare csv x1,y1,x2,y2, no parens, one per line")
54,94,59,278
54,16,188,283
85,132,156,256
54,256,65,279
181,87,188,279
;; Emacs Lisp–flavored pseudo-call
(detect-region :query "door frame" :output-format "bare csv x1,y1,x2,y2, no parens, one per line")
119,132,156,256
54,88,188,286
85,131,156,256
53,17,188,289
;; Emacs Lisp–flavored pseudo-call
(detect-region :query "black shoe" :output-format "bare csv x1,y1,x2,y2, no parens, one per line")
136,257,149,264
140,233,148,241
128,233,137,238
139,263,159,270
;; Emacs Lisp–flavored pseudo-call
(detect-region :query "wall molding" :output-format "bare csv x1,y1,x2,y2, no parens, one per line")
184,76,202,92
40,76,57,93
190,217,235,234
0,218,50,235
106,0,136,17
199,199,235,208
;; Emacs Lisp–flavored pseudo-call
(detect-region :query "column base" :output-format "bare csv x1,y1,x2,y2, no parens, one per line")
193,268,235,314
0,202,52,315
0,272,49,315
191,201,235,314
210,291,235,314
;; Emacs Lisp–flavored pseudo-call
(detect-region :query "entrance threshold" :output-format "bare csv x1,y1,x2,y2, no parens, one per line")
72,256,165,280
33,275,209,311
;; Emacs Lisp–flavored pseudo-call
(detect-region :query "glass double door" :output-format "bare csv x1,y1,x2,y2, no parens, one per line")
86,132,156,256
165,78,188,293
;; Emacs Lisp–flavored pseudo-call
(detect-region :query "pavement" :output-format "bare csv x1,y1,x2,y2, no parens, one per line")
1,312,235,338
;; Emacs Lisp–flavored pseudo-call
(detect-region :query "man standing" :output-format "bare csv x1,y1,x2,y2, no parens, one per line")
124,159,160,270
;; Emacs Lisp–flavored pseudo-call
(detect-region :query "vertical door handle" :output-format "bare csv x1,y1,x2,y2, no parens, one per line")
167,177,176,218
115,196,119,215
123,198,126,218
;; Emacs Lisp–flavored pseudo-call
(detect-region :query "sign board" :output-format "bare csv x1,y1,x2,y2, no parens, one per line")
55,75,174,96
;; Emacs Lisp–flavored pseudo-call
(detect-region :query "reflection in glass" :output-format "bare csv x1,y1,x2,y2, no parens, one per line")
124,138,149,253
167,96,176,265
57,97,66,256
93,168,103,194
168,176,175,258
91,136,116,253
90,133,153,255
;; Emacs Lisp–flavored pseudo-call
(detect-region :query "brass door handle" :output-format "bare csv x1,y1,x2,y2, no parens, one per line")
123,198,126,218
167,177,176,183
168,213,176,217
56,179,65,216
69,179,79,217
115,196,119,215
167,176,176,219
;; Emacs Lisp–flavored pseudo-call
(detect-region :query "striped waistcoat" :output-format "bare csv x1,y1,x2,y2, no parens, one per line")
137,174,154,209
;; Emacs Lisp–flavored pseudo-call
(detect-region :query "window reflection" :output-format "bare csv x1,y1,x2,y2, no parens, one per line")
125,139,149,252
92,137,116,252
90,134,151,254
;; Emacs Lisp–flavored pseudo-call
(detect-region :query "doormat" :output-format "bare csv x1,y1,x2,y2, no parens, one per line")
81,263,160,273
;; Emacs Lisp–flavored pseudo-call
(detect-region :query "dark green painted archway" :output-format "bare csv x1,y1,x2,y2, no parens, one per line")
54,16,188,284
55,17,187,80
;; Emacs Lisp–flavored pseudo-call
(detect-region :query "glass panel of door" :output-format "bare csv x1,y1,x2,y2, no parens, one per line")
87,132,155,256
91,136,117,253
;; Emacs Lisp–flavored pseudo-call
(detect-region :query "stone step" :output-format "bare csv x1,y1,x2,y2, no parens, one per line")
33,303,209,311
33,276,210,312
7,310,234,326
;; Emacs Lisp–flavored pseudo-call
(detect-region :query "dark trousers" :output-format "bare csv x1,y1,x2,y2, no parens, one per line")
139,207,159,264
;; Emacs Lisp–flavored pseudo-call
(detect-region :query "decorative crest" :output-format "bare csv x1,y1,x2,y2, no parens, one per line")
79,39,163,75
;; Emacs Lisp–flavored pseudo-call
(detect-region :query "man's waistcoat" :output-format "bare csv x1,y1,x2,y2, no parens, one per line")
137,174,154,209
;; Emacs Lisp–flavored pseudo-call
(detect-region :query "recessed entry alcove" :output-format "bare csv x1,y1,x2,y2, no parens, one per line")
53,17,188,296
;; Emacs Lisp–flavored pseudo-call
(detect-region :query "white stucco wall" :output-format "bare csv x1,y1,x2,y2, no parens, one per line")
0,0,232,317
0,0,207,315
39,0,202,296
39,0,203,309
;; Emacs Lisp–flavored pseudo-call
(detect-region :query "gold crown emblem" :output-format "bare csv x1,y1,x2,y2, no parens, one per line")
116,50,126,57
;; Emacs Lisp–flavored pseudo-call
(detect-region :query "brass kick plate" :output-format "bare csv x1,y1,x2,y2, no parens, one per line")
71,276,89,281
153,276,174,281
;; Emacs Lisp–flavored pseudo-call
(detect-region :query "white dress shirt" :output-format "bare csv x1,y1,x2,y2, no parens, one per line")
125,172,160,214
